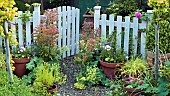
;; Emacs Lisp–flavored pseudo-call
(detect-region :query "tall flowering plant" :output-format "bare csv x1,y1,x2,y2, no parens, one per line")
33,8,60,61
75,21,101,65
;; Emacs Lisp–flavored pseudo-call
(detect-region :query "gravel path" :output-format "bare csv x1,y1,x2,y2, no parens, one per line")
58,56,110,96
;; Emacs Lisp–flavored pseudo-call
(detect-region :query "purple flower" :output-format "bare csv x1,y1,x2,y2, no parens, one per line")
135,12,142,18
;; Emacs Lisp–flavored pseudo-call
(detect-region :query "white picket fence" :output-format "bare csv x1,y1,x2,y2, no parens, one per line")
94,6,147,58
0,6,80,58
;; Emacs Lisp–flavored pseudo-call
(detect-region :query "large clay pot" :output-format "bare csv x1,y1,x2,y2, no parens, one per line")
99,60,123,79
13,58,30,77
124,88,142,96
47,84,58,94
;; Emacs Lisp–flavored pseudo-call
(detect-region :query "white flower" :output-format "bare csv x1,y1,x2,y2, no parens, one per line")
105,45,111,51
20,47,26,52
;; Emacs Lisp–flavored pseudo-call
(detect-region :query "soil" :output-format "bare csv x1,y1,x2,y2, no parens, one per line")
57,56,110,96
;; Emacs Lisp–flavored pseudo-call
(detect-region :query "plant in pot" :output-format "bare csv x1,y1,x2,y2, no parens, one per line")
121,58,148,77
99,32,126,79
124,76,145,96
33,62,66,95
121,58,148,96
12,46,32,77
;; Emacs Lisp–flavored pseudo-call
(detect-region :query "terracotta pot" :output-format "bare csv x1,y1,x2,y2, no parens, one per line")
13,58,30,77
99,60,123,79
47,84,58,94
124,88,142,96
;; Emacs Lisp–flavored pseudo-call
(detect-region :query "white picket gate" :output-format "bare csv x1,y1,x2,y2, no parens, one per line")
0,6,80,58
94,6,147,58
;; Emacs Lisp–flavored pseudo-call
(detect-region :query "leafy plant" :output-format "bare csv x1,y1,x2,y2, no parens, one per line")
33,8,61,61
75,21,101,65
107,79,126,96
12,46,32,58
0,68,34,96
106,0,138,16
125,76,144,88
33,61,66,95
121,58,148,76
18,3,35,23
0,49,6,68
74,62,106,89
100,31,126,63
146,0,170,53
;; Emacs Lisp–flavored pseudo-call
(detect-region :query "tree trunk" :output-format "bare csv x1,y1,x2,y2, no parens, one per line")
4,22,14,82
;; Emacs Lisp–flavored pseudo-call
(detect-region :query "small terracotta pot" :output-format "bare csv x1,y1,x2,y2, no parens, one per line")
47,84,58,94
13,58,30,77
99,60,123,79
124,88,142,96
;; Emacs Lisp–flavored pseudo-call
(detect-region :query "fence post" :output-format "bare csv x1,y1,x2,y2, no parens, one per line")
33,6,40,31
94,6,101,30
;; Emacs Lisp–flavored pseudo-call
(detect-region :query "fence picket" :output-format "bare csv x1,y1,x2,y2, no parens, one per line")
124,16,130,56
26,21,31,46
101,14,107,38
94,6,148,57
67,6,71,56
116,16,122,49
18,11,24,47
4,6,80,58
62,6,67,58
76,8,80,54
133,17,139,56
57,7,62,48
140,21,147,58
71,7,76,55
109,15,114,35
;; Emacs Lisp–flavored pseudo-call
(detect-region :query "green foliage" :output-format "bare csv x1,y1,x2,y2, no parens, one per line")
107,80,126,96
74,63,106,89
0,49,6,68
0,68,34,96
33,61,66,95
106,0,138,16
74,58,108,89
33,62,54,89
146,0,170,53
18,3,33,23
157,77,169,96
22,57,43,84
121,58,148,76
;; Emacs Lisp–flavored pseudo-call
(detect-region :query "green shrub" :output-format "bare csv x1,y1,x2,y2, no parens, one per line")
0,69,34,96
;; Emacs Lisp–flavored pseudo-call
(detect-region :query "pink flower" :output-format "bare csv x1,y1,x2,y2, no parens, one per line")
140,81,144,85
128,76,134,82
135,12,142,18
